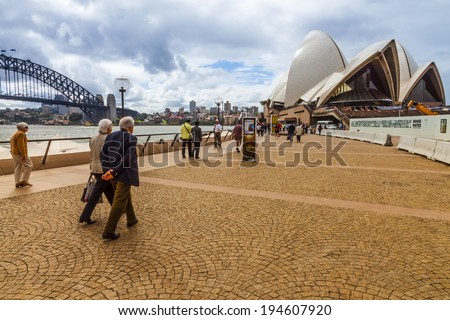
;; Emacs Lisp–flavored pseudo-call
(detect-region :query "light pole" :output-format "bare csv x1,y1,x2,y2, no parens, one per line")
214,97,222,124
114,76,130,118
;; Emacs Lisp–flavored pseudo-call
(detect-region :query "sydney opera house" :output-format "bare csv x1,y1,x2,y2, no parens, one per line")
261,30,447,128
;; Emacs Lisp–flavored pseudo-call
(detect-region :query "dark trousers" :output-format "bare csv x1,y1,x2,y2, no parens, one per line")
296,135,301,142
182,139,193,158
103,181,137,234
214,132,222,147
288,132,294,141
193,141,201,158
79,173,115,221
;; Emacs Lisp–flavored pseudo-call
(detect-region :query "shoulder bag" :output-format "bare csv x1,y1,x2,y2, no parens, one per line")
81,174,96,203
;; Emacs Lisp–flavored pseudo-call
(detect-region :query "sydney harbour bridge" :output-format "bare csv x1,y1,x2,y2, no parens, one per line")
0,53,115,122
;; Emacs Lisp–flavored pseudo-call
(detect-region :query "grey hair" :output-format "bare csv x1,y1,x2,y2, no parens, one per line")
98,119,113,133
16,122,28,130
119,116,135,129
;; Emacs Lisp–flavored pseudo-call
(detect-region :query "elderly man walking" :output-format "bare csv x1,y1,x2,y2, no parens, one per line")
101,116,139,241
10,122,33,188
213,119,222,148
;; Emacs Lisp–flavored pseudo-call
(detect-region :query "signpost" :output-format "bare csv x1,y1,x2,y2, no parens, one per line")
242,117,256,162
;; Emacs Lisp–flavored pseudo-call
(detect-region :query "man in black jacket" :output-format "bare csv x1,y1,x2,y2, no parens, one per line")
191,121,202,159
100,116,139,240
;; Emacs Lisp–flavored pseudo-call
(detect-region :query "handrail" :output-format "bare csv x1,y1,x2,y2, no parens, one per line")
1,129,233,165
1,133,182,165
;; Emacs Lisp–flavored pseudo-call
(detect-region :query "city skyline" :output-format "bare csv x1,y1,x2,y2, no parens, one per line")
1,0,450,113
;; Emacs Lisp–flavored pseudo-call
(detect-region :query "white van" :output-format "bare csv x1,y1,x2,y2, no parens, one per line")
316,120,337,130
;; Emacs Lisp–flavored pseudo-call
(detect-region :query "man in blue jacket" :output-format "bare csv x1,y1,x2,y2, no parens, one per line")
101,116,139,240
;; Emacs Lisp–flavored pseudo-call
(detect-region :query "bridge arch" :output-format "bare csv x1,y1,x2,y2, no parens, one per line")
0,54,107,122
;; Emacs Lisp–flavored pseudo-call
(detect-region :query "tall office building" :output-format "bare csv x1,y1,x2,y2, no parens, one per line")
224,101,231,114
106,94,117,121
189,100,196,115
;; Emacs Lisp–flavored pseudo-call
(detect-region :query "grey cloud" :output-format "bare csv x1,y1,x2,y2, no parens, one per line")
1,0,450,112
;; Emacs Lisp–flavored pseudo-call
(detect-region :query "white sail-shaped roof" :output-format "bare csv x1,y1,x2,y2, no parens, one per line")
396,42,419,86
284,30,347,107
399,62,445,103
269,72,287,103
315,40,398,107
267,31,445,108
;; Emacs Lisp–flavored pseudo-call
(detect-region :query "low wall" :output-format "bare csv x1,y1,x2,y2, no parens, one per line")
0,152,90,175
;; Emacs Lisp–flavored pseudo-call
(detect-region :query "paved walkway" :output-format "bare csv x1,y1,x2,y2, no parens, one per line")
0,134,449,299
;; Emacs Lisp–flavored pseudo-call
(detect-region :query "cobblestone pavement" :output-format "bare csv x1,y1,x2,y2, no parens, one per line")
0,134,449,299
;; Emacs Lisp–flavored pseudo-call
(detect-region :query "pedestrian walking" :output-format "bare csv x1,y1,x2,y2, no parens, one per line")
287,123,295,142
295,122,303,142
180,119,193,158
191,121,202,159
78,119,115,225
10,122,33,188
101,116,139,241
232,121,243,152
213,119,222,148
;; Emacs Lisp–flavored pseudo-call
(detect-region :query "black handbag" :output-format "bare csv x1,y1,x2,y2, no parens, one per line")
81,174,96,203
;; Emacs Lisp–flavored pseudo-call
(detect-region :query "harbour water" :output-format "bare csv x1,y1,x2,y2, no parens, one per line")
0,124,232,158
0,124,231,142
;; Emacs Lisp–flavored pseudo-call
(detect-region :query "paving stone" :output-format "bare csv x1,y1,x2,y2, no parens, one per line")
0,135,449,300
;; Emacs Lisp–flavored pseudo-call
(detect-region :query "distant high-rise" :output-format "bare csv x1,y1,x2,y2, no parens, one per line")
189,100,196,115
224,101,231,113
106,94,117,121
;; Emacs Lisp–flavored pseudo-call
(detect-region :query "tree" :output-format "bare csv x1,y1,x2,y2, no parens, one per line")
68,113,83,123
138,112,148,121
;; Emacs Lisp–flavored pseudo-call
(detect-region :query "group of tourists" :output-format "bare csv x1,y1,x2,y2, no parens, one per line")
180,119,203,159
9,118,139,241
180,118,246,157
8,116,308,242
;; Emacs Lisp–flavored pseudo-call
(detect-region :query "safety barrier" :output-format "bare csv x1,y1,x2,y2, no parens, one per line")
411,138,437,159
431,141,450,164
362,132,376,142
372,133,393,146
352,131,363,141
396,136,416,152
329,131,447,165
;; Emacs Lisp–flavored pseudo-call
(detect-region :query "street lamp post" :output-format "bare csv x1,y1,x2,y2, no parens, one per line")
114,76,130,118
214,97,222,124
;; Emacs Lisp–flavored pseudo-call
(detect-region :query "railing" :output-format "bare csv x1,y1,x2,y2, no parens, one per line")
333,107,350,127
0,130,232,165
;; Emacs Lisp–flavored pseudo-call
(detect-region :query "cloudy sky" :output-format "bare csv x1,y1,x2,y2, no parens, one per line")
1,0,450,113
